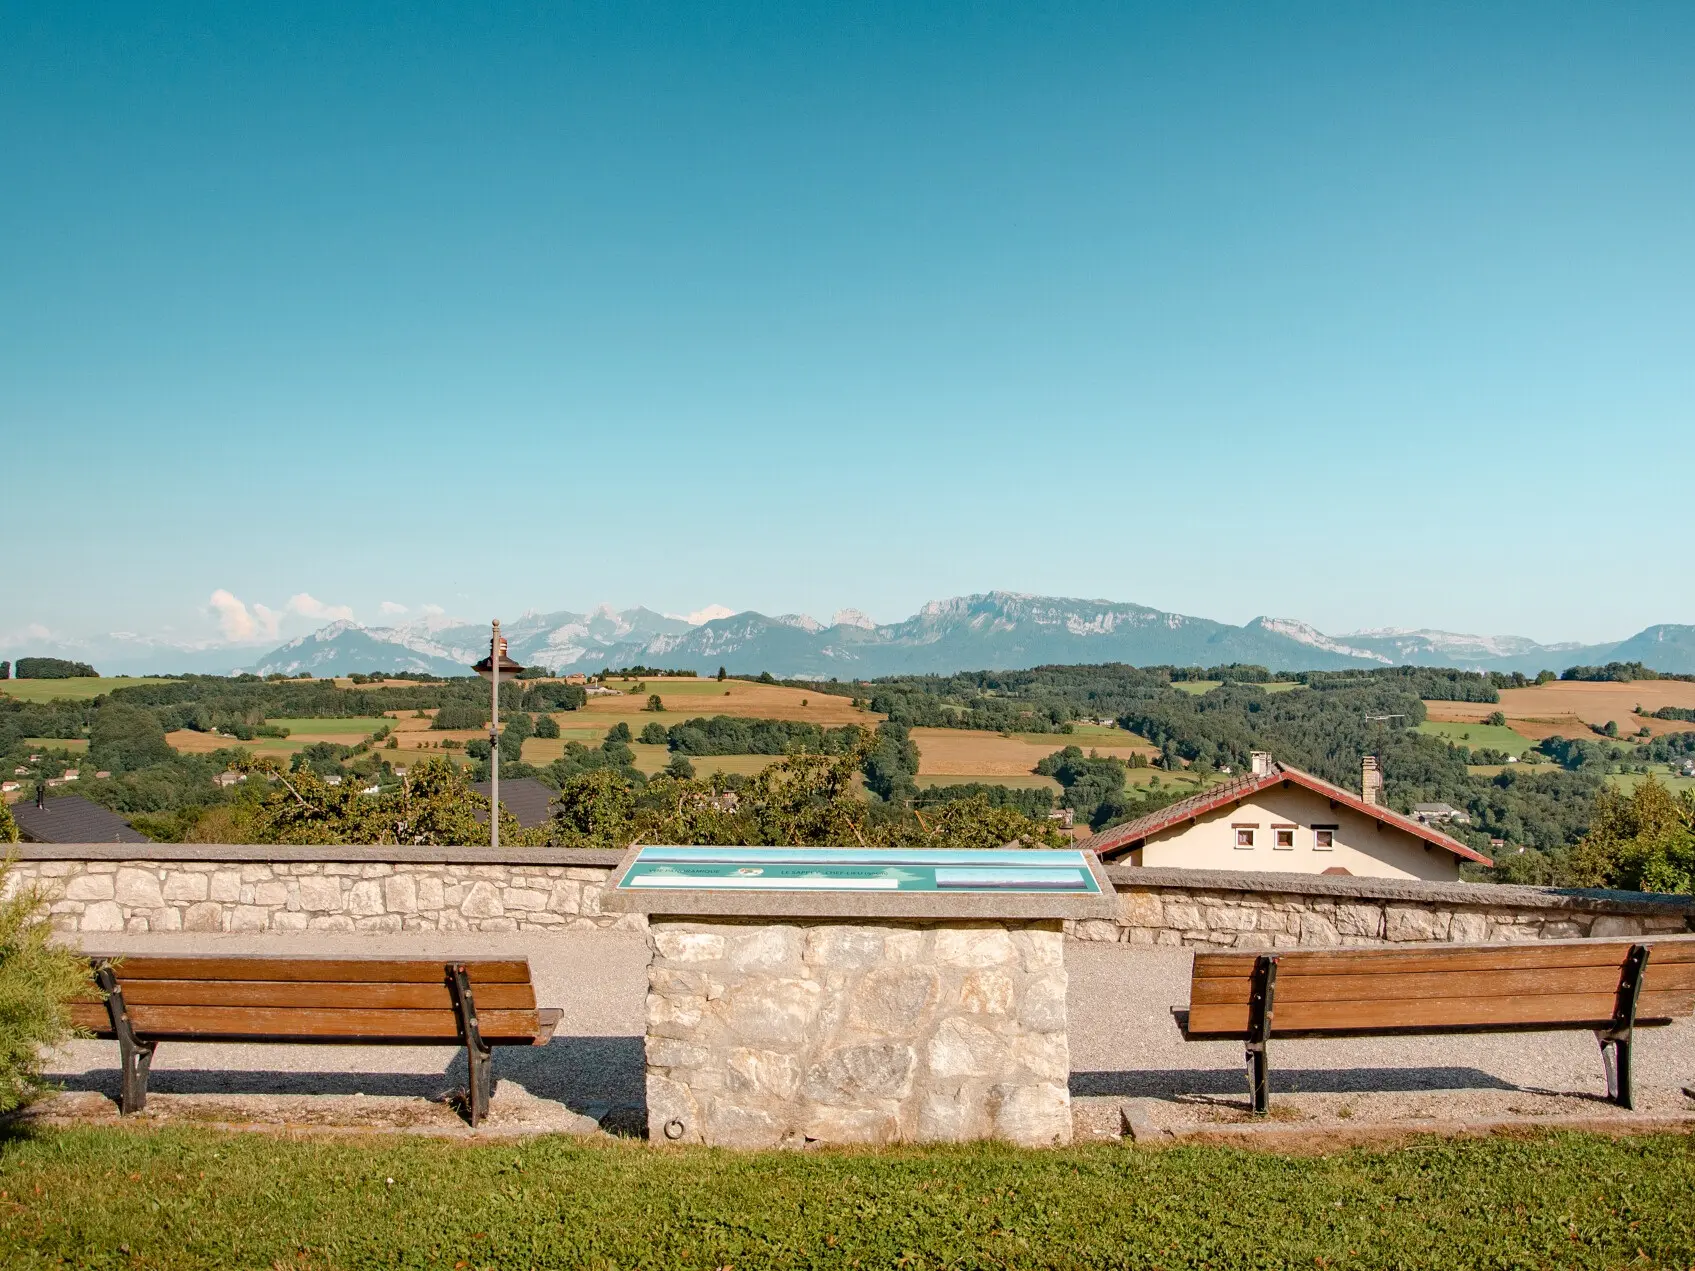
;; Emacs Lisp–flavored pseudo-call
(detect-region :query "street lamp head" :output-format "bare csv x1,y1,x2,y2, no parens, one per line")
472,619,525,681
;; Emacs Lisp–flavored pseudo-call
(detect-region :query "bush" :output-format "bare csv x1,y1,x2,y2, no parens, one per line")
646,694,665,713
0,859,96,1114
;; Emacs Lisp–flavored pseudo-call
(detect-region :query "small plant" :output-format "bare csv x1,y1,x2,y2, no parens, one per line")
0,858,96,1114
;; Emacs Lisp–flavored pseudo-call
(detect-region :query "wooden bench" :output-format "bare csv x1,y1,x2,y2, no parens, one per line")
70,955,563,1126
1174,936,1695,1115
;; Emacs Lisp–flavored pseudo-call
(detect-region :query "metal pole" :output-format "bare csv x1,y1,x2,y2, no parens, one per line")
490,618,500,850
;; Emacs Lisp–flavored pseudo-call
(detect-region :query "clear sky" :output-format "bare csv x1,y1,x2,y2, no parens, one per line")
3,2,1692,653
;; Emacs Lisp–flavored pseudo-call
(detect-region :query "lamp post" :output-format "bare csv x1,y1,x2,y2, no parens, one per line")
473,619,524,849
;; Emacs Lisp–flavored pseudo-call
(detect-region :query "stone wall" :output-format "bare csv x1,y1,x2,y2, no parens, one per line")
6,850,636,936
10,849,1693,946
643,918,1072,1148
1076,866,1695,948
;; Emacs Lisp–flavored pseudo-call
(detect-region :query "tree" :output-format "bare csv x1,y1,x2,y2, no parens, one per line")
1568,778,1694,894
0,661,9,680
607,722,632,743
0,860,95,1114
14,658,97,679
431,702,487,731
236,755,516,846
717,666,727,682
639,722,669,745
1487,711,1507,727
0,801,16,844
665,753,696,779
89,703,174,775
646,694,665,713
533,714,560,739
862,723,919,802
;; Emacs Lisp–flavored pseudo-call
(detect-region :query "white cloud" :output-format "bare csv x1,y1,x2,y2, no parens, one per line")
684,604,735,625
421,603,445,617
209,590,279,642
25,622,51,640
379,601,408,616
286,593,355,622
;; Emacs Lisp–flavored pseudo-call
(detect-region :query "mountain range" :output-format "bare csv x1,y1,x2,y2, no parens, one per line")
216,593,1695,680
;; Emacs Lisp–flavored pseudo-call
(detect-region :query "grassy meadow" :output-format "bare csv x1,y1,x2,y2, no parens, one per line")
17,737,89,753
1416,719,1539,756
4,1125,1695,1269
1172,679,1303,696
0,676,172,703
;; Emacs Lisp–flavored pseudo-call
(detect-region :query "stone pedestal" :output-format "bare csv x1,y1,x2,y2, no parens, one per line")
602,846,1116,1149
643,918,1071,1148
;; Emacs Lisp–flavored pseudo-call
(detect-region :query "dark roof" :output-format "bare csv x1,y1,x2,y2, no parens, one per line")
1076,760,1491,867
470,778,556,829
12,795,150,845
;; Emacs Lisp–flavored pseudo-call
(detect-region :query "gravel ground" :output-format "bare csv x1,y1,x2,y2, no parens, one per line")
39,931,1695,1140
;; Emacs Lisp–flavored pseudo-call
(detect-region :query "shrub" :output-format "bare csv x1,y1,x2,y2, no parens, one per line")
0,859,95,1114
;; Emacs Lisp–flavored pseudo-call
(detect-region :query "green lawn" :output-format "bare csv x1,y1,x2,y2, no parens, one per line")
3,1126,1694,1268
265,716,392,736
18,737,89,753
1606,766,1695,795
1417,720,1538,756
0,676,172,703
1172,680,1302,696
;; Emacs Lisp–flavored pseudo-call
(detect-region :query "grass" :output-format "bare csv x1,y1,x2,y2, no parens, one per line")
916,773,1063,791
265,717,392,738
1606,767,1695,795
1416,720,1538,756
1171,680,1303,696
17,737,88,753
0,677,172,704
3,1126,1695,1268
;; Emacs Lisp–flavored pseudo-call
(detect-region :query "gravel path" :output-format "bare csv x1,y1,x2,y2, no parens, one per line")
41,931,1695,1139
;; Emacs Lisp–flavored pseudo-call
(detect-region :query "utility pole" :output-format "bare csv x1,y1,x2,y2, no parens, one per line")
473,619,523,851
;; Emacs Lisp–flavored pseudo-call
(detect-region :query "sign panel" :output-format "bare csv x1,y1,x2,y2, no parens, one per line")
616,846,1102,895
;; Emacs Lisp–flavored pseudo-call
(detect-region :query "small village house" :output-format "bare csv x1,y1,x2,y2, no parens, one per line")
1078,752,1489,882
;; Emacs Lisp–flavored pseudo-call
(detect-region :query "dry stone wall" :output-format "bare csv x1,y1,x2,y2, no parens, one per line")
6,858,638,935
643,918,1072,1149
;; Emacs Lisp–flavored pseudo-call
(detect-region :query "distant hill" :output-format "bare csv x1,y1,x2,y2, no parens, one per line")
233,592,1695,680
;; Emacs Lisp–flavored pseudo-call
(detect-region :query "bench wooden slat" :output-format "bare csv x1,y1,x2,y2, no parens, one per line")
86,957,533,984
104,1004,547,1042
1189,961,1695,1005
1192,938,1695,980
1187,988,1694,1037
109,980,539,1011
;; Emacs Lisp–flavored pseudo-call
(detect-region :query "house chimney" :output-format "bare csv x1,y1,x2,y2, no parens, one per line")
1250,751,1273,777
1361,755,1383,806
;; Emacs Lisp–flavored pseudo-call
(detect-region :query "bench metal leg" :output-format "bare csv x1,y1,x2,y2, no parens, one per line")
96,962,155,1114
1244,955,1279,1117
448,963,494,1127
1598,943,1651,1110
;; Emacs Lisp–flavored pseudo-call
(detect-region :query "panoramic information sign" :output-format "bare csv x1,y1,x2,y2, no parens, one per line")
616,846,1102,894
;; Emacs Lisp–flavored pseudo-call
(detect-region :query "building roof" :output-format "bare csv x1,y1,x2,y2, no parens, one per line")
1076,760,1492,867
12,795,150,845
470,777,557,829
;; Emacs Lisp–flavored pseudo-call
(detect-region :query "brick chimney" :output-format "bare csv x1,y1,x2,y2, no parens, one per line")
1361,755,1383,806
1250,751,1273,777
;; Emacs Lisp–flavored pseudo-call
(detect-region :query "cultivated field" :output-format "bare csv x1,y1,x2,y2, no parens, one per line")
1424,680,1695,740
911,726,1155,777
0,676,171,703
582,678,879,727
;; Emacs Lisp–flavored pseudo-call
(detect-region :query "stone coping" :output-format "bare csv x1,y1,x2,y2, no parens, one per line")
1104,865,1695,917
600,847,1120,921
10,843,625,868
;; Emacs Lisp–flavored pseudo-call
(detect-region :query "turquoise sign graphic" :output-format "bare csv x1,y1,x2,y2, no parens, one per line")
618,847,1100,894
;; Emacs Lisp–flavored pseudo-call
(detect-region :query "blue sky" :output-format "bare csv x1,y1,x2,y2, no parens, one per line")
3,2,1692,652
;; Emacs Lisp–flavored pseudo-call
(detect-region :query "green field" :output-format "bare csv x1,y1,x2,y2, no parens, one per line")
1606,766,1695,796
1172,680,1303,696
18,737,89,753
4,1126,1694,1269
265,716,392,737
0,676,172,703
1417,720,1537,756
916,773,1062,791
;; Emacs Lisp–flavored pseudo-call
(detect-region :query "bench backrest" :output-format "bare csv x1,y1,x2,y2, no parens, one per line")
70,956,543,1044
1186,936,1695,1039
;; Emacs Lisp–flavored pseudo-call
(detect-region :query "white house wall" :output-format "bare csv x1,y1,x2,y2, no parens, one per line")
1136,783,1463,881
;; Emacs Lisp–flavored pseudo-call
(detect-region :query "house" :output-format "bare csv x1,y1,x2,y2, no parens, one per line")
1046,807,1075,829
12,795,150,845
213,772,245,788
1077,752,1490,882
1411,802,1471,826
61,769,80,782
472,777,557,829
1,781,19,794
564,673,588,685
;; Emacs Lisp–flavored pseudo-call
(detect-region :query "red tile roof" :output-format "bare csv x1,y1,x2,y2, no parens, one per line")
1076,760,1492,866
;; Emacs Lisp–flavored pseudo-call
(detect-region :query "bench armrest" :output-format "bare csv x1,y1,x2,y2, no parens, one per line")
533,1008,563,1045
